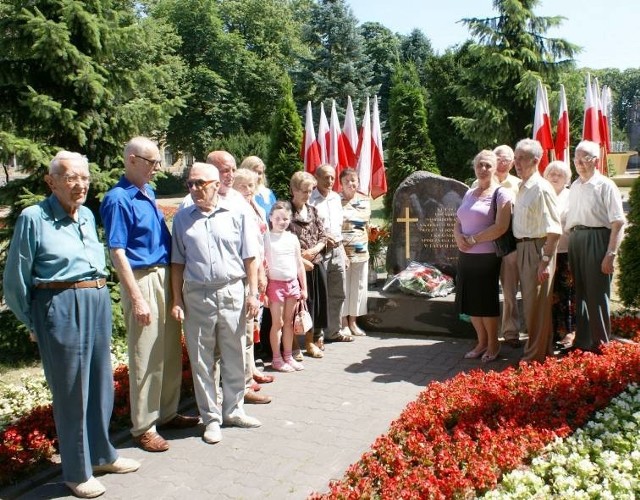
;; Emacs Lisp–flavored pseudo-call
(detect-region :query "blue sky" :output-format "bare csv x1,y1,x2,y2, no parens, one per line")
347,0,636,70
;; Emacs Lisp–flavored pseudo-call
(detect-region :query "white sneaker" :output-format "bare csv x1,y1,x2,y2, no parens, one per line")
65,476,106,498
93,457,140,474
223,414,262,428
203,422,222,444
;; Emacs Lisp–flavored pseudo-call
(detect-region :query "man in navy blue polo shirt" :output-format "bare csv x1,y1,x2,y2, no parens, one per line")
100,137,199,453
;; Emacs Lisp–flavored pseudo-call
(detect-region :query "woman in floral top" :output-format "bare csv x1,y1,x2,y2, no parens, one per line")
340,168,371,336
288,171,328,358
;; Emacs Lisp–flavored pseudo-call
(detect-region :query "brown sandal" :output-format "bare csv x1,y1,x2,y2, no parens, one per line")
305,342,324,358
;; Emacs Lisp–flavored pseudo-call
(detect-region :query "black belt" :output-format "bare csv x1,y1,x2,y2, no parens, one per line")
35,278,107,290
570,225,607,232
515,237,545,243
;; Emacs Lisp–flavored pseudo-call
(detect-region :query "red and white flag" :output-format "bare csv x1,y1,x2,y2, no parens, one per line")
533,79,553,173
356,96,372,195
317,103,330,165
329,100,349,190
370,96,387,199
301,101,321,174
342,96,358,168
600,85,612,153
582,73,601,145
554,84,570,163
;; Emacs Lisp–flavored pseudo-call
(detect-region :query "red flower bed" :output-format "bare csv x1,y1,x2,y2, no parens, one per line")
312,336,640,499
0,339,193,485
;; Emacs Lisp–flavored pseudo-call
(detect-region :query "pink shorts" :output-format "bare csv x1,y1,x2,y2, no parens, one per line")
266,279,300,304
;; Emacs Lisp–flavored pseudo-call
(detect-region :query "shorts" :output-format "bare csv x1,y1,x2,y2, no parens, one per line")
266,279,300,304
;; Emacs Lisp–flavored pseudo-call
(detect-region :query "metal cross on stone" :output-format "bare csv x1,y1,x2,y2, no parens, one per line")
396,206,418,259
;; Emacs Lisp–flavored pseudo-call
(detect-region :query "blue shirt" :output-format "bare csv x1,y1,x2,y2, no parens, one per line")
254,186,276,218
3,195,107,329
100,175,171,268
171,199,258,286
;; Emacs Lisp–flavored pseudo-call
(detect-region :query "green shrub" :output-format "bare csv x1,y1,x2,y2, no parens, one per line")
618,176,640,308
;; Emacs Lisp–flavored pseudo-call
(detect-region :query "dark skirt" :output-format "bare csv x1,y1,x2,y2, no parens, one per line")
552,252,575,338
306,263,328,331
455,251,502,317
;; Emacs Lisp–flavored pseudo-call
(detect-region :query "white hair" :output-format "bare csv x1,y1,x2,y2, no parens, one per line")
49,151,88,174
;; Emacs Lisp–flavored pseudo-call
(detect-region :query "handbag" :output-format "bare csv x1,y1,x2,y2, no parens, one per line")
491,187,517,257
293,299,313,334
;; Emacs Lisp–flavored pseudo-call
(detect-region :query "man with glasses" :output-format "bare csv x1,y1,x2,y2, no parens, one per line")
4,151,140,498
565,140,625,353
100,136,199,453
170,162,262,444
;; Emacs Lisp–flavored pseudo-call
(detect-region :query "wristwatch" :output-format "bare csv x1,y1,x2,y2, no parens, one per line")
606,250,617,257
541,254,550,263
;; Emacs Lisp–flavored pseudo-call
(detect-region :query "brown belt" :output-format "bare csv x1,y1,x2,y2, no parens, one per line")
515,237,545,243
35,278,107,290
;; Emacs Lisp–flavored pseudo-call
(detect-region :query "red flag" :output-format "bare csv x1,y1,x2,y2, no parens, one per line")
600,85,612,153
533,80,553,173
356,96,372,195
370,96,387,199
329,100,350,191
301,101,321,174
582,74,601,144
554,84,570,163
342,96,358,168
317,103,330,165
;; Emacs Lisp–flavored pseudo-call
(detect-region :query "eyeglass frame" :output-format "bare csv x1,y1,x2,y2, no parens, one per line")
133,154,163,167
54,174,92,185
186,179,217,190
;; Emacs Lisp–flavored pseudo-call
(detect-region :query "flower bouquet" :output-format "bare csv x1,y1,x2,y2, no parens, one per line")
367,224,390,272
382,261,454,298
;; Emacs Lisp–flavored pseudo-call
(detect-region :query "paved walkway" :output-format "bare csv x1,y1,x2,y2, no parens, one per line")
12,333,522,500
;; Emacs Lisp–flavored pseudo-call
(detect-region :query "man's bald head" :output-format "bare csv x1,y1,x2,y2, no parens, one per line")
205,150,236,193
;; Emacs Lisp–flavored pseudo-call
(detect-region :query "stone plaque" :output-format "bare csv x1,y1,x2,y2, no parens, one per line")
387,171,469,278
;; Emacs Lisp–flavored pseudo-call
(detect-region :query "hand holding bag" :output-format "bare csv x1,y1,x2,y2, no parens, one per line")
491,187,517,257
293,299,313,334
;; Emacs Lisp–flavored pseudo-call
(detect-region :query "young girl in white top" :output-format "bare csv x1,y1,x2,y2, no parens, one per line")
265,201,308,372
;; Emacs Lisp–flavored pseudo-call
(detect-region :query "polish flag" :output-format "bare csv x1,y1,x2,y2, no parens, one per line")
554,84,570,163
370,96,387,199
301,101,321,174
317,103,330,165
342,96,359,168
356,96,372,195
582,74,601,145
600,85,612,153
329,100,349,190
532,79,553,173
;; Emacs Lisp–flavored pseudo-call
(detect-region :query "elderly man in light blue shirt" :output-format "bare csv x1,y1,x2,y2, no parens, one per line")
4,151,139,498
171,162,261,444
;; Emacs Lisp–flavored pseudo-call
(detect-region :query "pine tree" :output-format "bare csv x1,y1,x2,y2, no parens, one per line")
266,75,304,200
450,0,578,148
0,0,185,309
618,176,640,308
295,0,376,112
384,63,437,216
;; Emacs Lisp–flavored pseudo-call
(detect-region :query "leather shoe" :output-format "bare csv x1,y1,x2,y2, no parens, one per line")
244,390,272,404
93,457,140,474
224,414,262,428
132,431,169,452
157,414,200,430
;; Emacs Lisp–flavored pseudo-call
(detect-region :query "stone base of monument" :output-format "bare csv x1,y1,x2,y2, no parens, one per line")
359,275,522,339
358,275,477,338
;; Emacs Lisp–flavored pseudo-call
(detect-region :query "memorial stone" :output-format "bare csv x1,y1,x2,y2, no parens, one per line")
387,171,469,278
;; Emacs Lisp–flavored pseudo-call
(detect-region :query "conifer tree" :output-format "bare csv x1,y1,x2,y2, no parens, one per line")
384,63,437,216
618,177,640,308
266,76,304,200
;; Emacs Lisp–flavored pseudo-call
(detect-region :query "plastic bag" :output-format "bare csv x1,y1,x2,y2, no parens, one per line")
382,261,455,298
